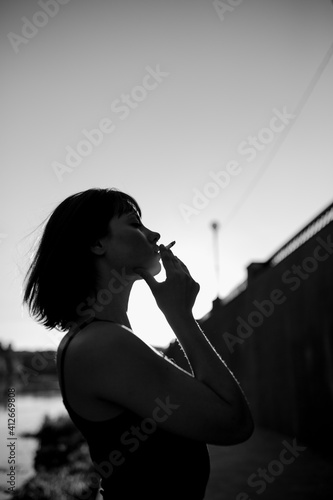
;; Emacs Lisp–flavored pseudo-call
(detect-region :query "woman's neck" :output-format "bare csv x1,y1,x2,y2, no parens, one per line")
90,271,135,329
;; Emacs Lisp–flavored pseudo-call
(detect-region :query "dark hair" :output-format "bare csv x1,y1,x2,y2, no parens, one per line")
23,188,141,331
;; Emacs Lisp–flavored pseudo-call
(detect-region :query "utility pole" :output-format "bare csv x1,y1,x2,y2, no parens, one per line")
211,221,221,299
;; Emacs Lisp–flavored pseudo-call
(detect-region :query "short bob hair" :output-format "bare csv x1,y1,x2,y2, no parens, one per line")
23,188,141,332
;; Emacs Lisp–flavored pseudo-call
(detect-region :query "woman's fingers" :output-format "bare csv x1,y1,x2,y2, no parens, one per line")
136,246,199,315
159,245,178,276
161,245,192,277
175,257,190,275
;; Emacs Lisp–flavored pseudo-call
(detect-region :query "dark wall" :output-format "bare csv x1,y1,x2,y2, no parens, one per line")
167,221,333,453
203,221,333,451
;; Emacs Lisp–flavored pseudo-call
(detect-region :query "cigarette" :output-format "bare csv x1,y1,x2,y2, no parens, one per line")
165,241,176,250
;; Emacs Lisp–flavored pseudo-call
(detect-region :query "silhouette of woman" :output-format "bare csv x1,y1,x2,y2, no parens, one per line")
23,187,253,499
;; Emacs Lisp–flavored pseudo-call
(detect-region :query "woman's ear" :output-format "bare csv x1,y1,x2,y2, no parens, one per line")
90,239,106,256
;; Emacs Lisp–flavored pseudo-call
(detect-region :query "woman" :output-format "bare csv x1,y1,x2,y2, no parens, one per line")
23,187,254,499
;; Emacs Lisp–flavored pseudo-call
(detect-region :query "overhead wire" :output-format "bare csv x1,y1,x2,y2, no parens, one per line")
221,38,333,229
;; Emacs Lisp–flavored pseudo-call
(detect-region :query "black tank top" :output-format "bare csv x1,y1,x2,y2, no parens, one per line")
57,319,210,499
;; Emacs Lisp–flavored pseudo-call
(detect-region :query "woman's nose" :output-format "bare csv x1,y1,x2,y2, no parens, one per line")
147,228,160,244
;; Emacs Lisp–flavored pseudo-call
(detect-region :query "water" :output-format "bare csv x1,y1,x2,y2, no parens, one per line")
0,391,67,499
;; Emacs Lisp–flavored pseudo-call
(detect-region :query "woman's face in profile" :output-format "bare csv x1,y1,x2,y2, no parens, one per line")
101,211,161,277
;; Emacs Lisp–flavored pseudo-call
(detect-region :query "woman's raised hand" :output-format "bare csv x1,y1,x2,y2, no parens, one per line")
134,245,200,319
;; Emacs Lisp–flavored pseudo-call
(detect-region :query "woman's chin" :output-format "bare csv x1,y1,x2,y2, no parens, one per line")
131,260,161,280
150,260,162,276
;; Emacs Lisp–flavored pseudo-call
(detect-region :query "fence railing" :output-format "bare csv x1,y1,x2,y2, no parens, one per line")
222,200,333,305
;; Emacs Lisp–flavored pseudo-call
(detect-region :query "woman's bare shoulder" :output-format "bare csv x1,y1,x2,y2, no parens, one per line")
76,320,137,343
68,320,151,361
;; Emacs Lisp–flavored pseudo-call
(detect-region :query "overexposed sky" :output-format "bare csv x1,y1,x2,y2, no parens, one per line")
1,0,333,350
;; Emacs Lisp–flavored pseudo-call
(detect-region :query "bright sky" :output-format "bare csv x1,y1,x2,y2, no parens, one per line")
1,0,333,351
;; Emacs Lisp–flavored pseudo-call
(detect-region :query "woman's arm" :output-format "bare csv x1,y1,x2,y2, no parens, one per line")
165,313,253,437
75,322,253,446
132,245,253,443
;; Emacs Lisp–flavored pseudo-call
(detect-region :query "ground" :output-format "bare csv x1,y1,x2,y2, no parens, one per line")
204,426,333,500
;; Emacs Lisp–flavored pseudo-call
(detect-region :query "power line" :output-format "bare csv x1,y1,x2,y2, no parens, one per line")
222,39,333,229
